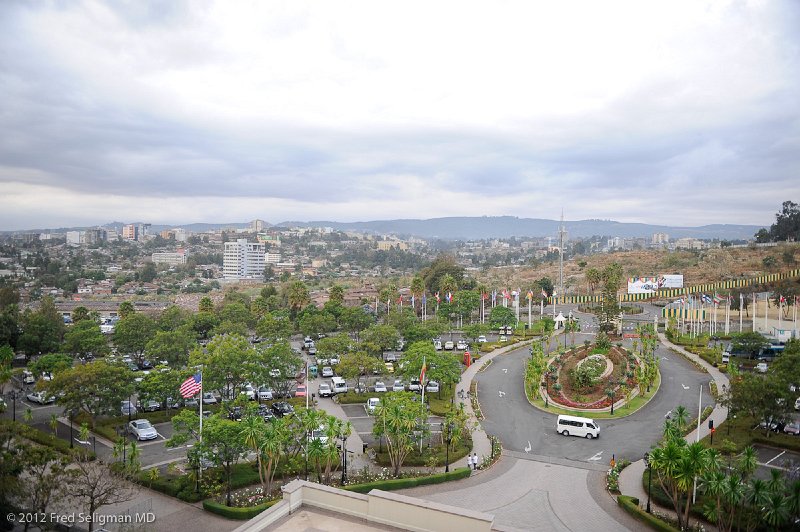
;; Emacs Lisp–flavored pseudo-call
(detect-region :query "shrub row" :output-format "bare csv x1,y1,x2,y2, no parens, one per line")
343,467,471,494
0,420,95,460
753,435,800,453
203,498,280,519
201,467,471,519
617,495,680,532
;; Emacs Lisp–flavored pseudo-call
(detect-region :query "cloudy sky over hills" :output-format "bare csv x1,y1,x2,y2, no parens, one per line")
1,0,798,231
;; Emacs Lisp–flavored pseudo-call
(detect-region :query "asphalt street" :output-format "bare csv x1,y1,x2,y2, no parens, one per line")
476,306,713,466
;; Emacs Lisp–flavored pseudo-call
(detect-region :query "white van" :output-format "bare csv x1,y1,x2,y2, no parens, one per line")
721,352,730,364
556,415,600,439
331,377,348,395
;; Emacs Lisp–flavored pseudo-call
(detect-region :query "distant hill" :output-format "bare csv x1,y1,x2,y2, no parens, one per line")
277,216,763,240
4,216,762,240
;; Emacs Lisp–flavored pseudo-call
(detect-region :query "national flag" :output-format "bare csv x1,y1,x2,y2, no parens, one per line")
541,288,548,298
411,295,415,307
446,292,452,303
435,292,441,303
481,292,488,300
779,295,786,304
422,293,427,305
491,290,497,303
397,296,402,304
180,373,202,398
712,293,722,305
419,357,427,383
503,290,510,300
526,290,533,300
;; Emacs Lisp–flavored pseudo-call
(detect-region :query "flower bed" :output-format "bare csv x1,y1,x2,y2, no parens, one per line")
545,344,639,409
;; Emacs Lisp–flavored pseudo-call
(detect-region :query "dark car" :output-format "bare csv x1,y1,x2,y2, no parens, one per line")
258,404,276,421
227,406,243,422
271,401,294,418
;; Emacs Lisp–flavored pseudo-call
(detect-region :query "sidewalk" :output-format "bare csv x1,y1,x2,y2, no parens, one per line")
617,332,730,523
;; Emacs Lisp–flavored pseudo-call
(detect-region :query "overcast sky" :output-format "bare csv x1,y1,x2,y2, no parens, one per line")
1,0,798,231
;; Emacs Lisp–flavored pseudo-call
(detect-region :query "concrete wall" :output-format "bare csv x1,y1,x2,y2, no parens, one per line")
233,480,494,532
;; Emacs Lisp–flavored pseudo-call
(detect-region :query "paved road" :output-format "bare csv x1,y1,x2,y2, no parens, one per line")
476,311,713,465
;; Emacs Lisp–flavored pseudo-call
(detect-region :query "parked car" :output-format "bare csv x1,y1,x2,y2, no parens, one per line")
271,401,294,418
41,371,53,381
498,335,508,343
258,404,276,422
374,381,387,393
329,355,340,365
366,397,380,414
295,385,307,398
269,368,281,378
240,384,256,400
138,399,161,412
384,362,394,374
304,336,314,348
128,419,158,440
408,379,422,392
444,341,454,350
477,335,488,343
258,387,274,401
795,397,800,411
308,346,317,355
392,380,405,392
783,422,800,436
425,380,440,393
226,406,243,422
184,397,199,407
201,392,217,405
318,383,333,397
120,400,137,416
26,391,55,404
434,340,443,351
321,366,334,378
21,370,36,385
456,340,468,350
756,362,768,373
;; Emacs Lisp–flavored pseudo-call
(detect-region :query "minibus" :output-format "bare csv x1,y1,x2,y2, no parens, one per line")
556,415,600,439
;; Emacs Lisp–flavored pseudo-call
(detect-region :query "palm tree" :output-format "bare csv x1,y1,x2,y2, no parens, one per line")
700,470,727,528
287,281,310,315
744,478,770,531
649,439,688,528
411,276,425,316
787,480,800,526
673,405,689,434
762,492,789,531
240,416,266,490
737,446,758,481
676,442,708,527
261,418,290,495
766,469,785,495
50,413,58,435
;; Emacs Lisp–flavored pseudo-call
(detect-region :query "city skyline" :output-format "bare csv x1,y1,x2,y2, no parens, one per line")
1,1,799,231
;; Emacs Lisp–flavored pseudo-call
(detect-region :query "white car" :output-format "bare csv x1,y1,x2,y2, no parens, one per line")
374,381,387,393
22,370,36,385
202,392,217,405
318,383,333,397
366,397,380,414
477,335,488,343
755,362,768,373
456,340,468,350
392,380,405,392
128,419,158,441
240,384,256,400
269,368,281,378
26,391,55,404
408,379,422,392
434,340,442,351
795,397,800,411
444,341,455,350
329,355,340,365
425,381,440,393
321,366,334,378
498,335,508,343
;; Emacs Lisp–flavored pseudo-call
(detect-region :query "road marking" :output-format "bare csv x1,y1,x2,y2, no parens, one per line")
498,391,506,397
502,368,508,373
662,357,669,361
588,451,603,461
524,441,532,453
682,384,690,390
765,450,786,465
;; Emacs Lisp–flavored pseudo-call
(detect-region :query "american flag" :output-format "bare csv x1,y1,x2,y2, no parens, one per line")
180,373,202,398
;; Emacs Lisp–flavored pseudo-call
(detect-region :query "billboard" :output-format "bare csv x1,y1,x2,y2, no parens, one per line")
627,275,684,294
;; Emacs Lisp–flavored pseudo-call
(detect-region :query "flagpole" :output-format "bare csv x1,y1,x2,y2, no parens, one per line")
199,371,203,443
779,297,783,331
764,292,768,332
753,293,757,332
739,293,743,333
725,296,730,336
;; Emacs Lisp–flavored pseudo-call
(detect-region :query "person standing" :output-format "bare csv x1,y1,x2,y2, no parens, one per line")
472,453,478,470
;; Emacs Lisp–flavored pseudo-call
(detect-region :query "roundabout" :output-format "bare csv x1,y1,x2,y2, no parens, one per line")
475,305,714,466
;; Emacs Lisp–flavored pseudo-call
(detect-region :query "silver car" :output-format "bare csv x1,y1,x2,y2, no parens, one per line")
128,419,158,440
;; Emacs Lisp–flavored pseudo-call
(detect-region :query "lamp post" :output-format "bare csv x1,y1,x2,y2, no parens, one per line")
7,390,21,422
644,452,652,514
606,382,616,415
340,433,348,485
442,421,454,473
542,373,549,408
69,410,74,449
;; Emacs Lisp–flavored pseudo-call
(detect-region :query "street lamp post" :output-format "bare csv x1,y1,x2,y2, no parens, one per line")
69,410,74,449
442,422,454,473
644,452,652,514
340,434,348,484
542,373,549,408
7,390,20,422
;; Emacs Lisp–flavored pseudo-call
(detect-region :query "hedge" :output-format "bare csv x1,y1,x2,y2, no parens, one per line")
617,495,680,532
343,467,471,494
0,419,95,460
203,498,280,519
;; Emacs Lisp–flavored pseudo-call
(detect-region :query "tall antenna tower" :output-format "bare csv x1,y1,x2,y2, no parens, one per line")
558,210,567,296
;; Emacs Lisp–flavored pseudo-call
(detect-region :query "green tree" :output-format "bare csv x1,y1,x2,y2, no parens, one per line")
198,297,214,313
328,285,345,306
284,281,310,317
44,360,135,419
71,306,91,323
113,313,157,363
64,457,136,532
118,301,135,319
360,324,400,357
63,320,109,358
197,416,248,506
762,200,800,242
340,306,374,340
255,312,293,341
136,369,183,410
372,392,421,476
489,306,516,329
239,414,291,495
421,255,465,294
144,329,195,367
138,262,157,283
18,297,65,359
218,302,254,329
337,351,382,391
730,331,767,357
29,353,73,378
157,306,189,332
188,311,219,340
189,334,255,399
401,342,461,396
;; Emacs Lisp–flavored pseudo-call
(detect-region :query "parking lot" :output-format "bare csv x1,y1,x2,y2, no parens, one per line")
337,401,444,447
754,444,800,482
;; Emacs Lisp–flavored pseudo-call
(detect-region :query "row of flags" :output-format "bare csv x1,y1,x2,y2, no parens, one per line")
389,288,550,306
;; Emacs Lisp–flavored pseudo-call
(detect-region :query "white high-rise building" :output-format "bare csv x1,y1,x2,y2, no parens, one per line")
224,239,266,279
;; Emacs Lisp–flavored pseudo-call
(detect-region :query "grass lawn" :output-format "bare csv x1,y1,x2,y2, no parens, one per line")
528,371,662,419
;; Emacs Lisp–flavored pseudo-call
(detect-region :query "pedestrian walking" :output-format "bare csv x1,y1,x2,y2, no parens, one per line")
472,453,478,470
